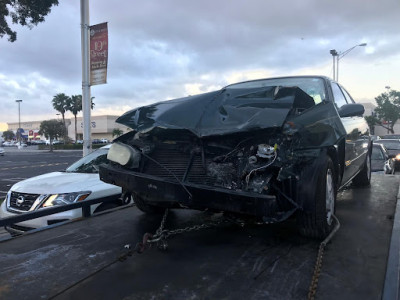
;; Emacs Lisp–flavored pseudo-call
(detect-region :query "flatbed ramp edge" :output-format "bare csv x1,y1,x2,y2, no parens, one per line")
0,174,398,300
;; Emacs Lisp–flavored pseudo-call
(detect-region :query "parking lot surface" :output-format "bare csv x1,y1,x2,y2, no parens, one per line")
0,174,397,300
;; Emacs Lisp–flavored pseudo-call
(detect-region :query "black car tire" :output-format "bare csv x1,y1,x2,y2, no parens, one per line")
134,193,164,214
352,154,371,186
121,192,133,205
297,156,337,239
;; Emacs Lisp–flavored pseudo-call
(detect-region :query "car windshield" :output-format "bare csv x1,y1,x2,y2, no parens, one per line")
66,148,109,173
372,146,384,160
377,140,400,150
225,77,326,104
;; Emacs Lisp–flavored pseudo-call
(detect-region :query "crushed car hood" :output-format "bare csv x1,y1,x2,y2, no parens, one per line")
116,86,316,137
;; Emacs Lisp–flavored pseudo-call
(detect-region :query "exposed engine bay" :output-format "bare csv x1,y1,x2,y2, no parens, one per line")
124,130,295,195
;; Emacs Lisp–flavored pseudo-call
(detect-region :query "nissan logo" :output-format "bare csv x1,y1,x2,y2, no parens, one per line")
16,196,25,206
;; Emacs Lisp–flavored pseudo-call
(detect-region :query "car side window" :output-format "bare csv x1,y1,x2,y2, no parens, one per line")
372,147,384,160
331,83,348,108
340,86,355,104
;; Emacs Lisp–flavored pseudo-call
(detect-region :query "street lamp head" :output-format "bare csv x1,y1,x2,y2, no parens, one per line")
15,99,22,103
330,49,338,56
359,43,367,47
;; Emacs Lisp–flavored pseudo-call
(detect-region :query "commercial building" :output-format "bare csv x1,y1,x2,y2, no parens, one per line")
6,115,130,142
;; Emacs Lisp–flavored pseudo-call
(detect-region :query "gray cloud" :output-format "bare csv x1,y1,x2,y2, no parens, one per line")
1,0,399,124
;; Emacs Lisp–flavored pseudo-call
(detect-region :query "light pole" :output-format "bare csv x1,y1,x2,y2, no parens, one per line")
330,43,367,82
15,99,22,145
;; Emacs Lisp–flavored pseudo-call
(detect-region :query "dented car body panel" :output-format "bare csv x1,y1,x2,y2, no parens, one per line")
99,76,370,226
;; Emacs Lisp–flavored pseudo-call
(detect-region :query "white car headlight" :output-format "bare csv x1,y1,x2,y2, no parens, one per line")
107,142,141,168
42,191,91,207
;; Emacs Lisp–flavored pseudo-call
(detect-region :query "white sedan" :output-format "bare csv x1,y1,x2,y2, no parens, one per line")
0,145,131,235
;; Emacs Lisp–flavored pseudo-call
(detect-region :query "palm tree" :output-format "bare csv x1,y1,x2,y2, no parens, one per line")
112,128,123,138
68,95,95,142
69,95,82,142
52,93,70,140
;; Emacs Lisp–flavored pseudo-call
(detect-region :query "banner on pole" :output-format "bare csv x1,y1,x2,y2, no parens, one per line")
90,22,108,85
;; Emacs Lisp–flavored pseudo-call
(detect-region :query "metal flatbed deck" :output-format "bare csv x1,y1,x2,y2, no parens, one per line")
0,174,398,300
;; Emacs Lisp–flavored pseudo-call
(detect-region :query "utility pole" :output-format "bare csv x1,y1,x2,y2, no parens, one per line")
330,50,338,81
80,0,91,156
15,99,22,146
330,43,367,82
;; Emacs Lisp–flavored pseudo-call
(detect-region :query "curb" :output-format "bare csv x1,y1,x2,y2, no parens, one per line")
383,182,400,299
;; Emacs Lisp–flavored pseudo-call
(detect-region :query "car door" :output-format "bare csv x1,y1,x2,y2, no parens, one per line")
330,82,366,184
340,85,370,175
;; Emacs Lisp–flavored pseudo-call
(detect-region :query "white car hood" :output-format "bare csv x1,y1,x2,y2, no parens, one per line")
11,172,116,194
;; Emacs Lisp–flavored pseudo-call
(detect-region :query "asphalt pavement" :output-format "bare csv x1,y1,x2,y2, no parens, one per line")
0,173,398,299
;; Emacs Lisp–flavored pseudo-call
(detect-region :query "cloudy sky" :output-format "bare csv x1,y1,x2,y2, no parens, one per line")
0,0,399,129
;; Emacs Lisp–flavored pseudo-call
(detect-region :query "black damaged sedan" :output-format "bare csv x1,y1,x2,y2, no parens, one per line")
100,76,371,238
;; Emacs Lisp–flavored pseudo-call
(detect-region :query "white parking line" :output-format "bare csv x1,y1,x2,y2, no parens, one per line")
1,178,27,182
0,162,69,171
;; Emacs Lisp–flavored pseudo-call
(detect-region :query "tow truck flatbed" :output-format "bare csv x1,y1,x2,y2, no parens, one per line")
0,174,398,299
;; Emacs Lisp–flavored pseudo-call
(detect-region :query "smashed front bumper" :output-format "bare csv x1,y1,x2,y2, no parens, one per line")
99,165,282,219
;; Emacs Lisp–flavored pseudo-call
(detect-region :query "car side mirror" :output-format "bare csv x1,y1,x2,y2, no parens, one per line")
338,103,365,118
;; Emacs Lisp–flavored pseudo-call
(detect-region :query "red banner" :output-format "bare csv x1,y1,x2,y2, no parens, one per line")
90,22,108,85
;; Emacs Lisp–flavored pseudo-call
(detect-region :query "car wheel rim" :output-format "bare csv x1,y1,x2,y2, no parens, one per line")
326,168,335,226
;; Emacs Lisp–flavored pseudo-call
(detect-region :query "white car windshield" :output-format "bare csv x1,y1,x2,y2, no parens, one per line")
66,148,109,173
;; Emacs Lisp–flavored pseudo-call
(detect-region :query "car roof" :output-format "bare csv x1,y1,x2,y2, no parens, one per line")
224,75,330,88
100,144,112,149
383,134,400,137
373,143,386,149
376,139,400,142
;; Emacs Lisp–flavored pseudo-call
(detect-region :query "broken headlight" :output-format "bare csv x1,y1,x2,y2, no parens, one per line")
41,191,91,207
107,142,141,168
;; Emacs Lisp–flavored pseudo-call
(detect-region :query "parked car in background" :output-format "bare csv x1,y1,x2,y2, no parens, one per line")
45,140,62,145
0,147,4,156
371,143,395,174
382,134,400,139
0,145,132,235
15,142,27,148
32,140,46,145
2,141,15,147
100,138,109,144
100,75,371,239
374,139,400,169
370,135,381,141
